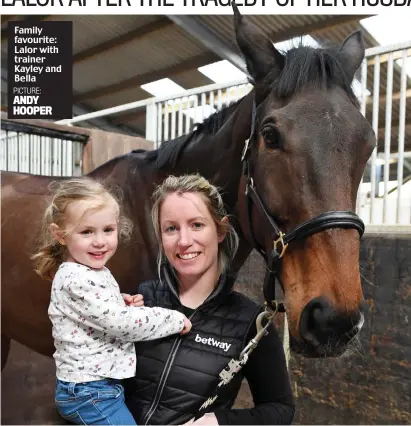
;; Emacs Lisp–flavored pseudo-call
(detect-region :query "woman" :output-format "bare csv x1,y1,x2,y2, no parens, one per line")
124,174,295,425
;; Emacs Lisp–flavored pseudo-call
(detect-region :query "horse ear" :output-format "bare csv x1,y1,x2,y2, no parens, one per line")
338,31,365,82
232,2,284,83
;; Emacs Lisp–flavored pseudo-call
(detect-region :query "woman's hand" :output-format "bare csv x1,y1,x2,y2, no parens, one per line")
184,413,218,425
123,293,144,307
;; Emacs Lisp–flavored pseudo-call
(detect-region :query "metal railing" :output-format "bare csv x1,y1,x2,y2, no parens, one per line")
358,41,410,226
1,119,87,176
58,41,410,227
148,79,251,146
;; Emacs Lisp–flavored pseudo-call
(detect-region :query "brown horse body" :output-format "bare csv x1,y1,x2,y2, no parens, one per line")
1,9,376,366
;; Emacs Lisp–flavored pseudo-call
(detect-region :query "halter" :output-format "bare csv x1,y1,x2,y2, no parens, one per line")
241,97,365,312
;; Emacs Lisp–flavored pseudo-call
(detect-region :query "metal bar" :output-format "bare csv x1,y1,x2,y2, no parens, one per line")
71,140,75,176
357,58,368,215
377,151,411,160
68,140,73,176
10,134,14,171
383,53,393,224
25,134,29,172
6,130,9,170
185,98,191,135
178,99,183,137
193,95,199,125
28,133,31,174
17,132,20,172
39,135,43,175
365,224,411,235
360,59,368,117
33,136,37,174
201,92,206,121
46,137,49,175
164,102,169,143
217,89,223,110
370,55,380,224
396,49,407,224
365,40,411,58
171,100,176,140
21,134,25,172
32,135,36,174
157,102,162,149
50,138,54,176
0,120,88,143
61,139,65,176
59,79,250,125
367,47,411,66
57,138,60,176
209,91,215,112
58,98,151,125
225,87,232,107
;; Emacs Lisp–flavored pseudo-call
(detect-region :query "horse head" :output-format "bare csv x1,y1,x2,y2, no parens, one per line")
233,5,376,357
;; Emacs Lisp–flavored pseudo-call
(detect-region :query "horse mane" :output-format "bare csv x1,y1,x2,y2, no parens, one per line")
135,99,242,169
267,42,360,107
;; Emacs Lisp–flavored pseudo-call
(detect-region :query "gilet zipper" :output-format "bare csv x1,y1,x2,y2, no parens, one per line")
142,268,230,424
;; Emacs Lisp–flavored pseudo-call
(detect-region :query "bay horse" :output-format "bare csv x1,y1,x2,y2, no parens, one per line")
1,7,376,368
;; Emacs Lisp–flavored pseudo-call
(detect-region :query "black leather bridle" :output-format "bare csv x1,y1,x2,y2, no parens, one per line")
240,98,365,312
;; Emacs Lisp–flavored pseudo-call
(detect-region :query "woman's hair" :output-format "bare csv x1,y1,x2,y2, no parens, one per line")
151,174,239,278
32,177,133,280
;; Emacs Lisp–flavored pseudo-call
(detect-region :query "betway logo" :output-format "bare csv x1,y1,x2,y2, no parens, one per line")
195,334,232,352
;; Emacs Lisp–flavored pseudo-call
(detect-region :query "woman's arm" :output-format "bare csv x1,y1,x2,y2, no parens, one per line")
213,320,295,425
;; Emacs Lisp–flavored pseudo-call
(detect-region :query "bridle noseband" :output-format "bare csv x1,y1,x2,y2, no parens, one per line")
241,98,365,312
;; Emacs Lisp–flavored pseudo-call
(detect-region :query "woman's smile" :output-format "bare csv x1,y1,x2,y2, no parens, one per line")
177,252,201,260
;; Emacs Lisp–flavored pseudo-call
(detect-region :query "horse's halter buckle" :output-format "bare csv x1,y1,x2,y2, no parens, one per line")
273,232,288,259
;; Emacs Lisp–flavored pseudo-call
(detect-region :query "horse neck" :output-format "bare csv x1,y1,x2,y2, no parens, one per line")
166,92,254,211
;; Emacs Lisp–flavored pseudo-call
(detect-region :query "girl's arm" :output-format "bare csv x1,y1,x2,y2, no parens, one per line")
57,274,186,341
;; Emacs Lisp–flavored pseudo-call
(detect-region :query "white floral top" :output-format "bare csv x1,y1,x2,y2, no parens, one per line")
48,262,185,382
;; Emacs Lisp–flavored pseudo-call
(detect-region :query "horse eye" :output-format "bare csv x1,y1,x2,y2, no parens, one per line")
261,125,281,149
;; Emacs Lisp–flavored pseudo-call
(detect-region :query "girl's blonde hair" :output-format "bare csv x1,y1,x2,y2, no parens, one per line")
32,178,133,280
151,174,239,278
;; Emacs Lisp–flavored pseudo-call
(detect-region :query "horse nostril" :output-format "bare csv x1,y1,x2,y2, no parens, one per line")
300,297,362,348
300,297,331,346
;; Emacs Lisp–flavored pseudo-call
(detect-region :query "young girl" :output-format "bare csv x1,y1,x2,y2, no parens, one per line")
32,178,191,425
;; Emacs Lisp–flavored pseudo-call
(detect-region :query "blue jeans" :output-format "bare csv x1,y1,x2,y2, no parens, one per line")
55,379,136,425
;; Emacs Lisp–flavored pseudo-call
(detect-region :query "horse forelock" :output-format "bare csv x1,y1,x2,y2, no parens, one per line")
265,43,360,108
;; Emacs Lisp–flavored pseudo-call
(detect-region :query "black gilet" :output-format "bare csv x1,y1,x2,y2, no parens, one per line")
124,269,262,425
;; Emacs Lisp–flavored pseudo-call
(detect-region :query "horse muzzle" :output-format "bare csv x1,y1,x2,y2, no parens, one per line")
292,296,364,357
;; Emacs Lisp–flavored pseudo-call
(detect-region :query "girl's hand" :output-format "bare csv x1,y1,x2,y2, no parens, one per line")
180,316,192,335
123,293,144,307
184,413,218,425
